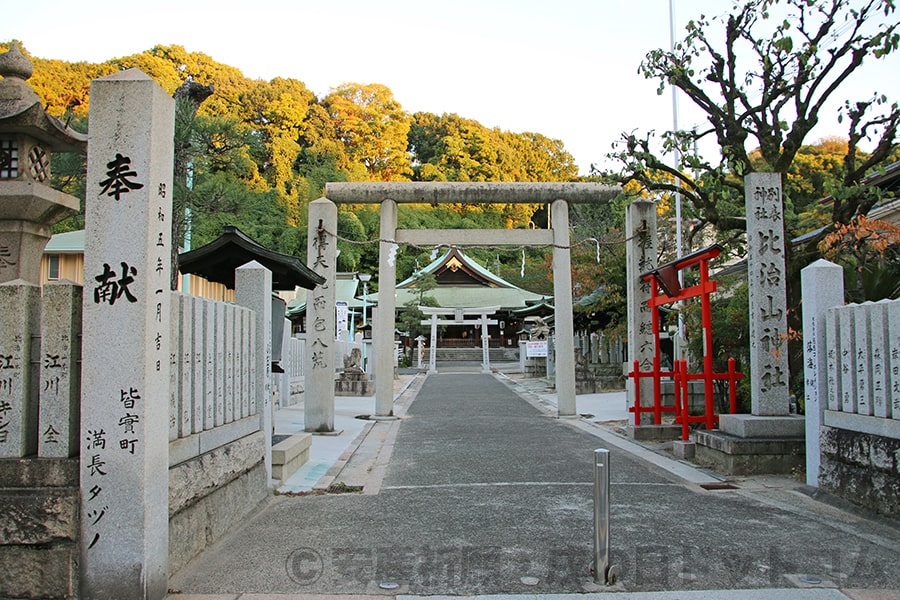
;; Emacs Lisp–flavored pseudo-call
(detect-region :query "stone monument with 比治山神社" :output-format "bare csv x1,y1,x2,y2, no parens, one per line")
694,172,806,475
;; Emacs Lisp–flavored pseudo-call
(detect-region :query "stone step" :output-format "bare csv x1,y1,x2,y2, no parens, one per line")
432,347,519,361
271,433,312,484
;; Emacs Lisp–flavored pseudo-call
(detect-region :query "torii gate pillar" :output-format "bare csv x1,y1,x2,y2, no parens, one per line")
552,200,577,417
374,199,398,417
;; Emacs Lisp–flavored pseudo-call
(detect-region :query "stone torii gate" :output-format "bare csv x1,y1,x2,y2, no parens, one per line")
420,305,500,374
306,182,620,423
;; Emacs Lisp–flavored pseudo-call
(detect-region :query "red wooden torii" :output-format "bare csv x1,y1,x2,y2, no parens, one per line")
628,244,743,440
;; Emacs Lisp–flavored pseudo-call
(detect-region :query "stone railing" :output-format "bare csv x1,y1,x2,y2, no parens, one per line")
287,335,305,380
802,259,899,517
168,292,260,466
822,299,898,423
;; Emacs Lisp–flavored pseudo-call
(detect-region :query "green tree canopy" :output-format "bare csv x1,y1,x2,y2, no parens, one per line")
607,0,899,242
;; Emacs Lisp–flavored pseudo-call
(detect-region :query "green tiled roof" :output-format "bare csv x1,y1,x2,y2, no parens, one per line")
45,230,85,253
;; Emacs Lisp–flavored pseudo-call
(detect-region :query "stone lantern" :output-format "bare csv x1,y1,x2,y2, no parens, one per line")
0,44,85,285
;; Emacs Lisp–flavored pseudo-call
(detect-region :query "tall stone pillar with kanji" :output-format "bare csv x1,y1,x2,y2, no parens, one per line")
699,173,805,475
79,69,173,600
304,198,337,432
625,200,657,427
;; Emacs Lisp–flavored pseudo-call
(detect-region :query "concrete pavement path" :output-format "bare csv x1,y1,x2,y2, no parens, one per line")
168,372,900,598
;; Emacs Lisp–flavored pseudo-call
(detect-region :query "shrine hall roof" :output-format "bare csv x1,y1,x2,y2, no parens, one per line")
178,225,324,291
386,246,547,309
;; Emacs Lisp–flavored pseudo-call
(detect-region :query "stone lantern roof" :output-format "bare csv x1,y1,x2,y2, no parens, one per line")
0,44,87,152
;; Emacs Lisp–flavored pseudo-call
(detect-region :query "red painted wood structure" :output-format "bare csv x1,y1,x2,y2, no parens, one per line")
628,244,743,440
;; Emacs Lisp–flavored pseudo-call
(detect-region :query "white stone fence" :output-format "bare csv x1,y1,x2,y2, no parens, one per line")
167,292,261,465
820,297,899,432
287,335,305,380
802,259,900,489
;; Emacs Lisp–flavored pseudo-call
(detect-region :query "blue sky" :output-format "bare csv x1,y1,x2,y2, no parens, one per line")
5,0,898,174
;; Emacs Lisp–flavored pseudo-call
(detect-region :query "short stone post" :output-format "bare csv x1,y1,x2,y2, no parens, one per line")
38,281,82,457
801,259,844,487
870,300,900,419
552,200,577,416
79,69,173,600
480,312,491,374
625,200,657,426
304,198,337,431
375,200,398,416
235,261,273,480
428,313,438,374
279,317,291,408
0,281,40,457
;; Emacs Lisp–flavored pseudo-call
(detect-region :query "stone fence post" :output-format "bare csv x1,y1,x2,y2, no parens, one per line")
39,281,82,458
235,261,273,482
801,259,844,487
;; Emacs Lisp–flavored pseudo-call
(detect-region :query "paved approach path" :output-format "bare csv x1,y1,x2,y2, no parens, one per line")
169,372,900,598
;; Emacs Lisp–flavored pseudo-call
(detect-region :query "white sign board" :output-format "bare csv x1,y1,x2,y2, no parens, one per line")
336,301,349,334
526,340,548,358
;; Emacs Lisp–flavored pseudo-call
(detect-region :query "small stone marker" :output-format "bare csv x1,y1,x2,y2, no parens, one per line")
838,307,857,414
800,259,843,487
824,308,841,412
889,299,900,420
854,304,872,416
871,301,889,419
235,261,272,478
38,281,82,457
0,281,40,457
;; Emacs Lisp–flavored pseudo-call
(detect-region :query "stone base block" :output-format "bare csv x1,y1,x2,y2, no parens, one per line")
672,440,696,460
168,432,269,575
718,413,805,438
627,424,682,441
168,461,268,576
271,433,312,482
0,544,78,599
694,429,805,476
0,457,79,488
335,375,374,396
0,458,79,600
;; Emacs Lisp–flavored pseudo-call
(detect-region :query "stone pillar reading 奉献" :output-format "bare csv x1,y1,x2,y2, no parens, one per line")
79,69,173,600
